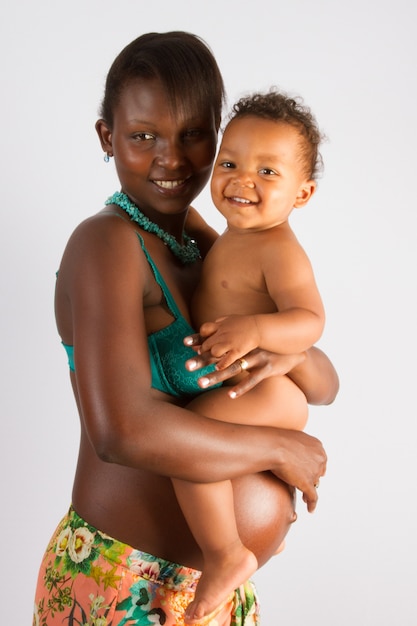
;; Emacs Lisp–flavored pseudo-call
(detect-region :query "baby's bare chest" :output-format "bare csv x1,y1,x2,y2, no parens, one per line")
197,238,277,317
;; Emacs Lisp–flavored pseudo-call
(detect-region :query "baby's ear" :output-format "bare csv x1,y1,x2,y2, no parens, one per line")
294,180,316,208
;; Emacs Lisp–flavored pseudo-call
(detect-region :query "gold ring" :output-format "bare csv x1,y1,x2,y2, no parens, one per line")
238,357,249,371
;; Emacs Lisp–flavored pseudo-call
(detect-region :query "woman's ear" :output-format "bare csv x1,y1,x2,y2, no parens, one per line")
95,119,113,155
294,180,316,208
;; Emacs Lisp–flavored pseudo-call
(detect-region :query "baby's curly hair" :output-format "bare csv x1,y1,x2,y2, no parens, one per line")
229,90,324,180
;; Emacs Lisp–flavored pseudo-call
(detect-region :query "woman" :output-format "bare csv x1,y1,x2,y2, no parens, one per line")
33,31,338,626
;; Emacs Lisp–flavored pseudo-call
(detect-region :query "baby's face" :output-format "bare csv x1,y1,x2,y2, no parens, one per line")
210,116,315,232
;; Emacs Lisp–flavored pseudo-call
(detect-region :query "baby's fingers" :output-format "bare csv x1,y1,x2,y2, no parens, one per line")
199,321,221,338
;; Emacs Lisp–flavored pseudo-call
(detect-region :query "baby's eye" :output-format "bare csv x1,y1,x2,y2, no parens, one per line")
219,161,236,169
259,168,277,176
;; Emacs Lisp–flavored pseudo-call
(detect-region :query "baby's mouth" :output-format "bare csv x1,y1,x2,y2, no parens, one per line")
228,196,253,204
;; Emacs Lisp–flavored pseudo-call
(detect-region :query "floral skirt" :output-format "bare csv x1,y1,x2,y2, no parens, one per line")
33,507,260,625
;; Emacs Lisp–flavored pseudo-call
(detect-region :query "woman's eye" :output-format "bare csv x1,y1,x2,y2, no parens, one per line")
133,132,155,141
184,129,202,139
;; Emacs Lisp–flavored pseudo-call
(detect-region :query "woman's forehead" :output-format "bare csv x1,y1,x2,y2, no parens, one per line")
118,78,214,124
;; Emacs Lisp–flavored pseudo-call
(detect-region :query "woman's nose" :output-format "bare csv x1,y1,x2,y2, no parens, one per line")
156,140,184,169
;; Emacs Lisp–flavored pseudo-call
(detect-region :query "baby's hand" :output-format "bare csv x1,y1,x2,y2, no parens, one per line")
198,315,260,370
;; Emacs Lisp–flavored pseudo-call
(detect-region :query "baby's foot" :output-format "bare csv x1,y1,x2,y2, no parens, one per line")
184,543,258,625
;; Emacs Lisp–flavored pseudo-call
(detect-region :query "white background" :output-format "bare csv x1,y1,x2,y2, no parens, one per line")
1,1,416,624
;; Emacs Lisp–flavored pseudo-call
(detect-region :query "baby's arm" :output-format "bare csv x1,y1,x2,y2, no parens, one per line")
198,233,325,370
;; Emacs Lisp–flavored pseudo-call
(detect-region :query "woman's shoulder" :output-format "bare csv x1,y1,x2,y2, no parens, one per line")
58,208,146,284
67,209,139,254
70,207,133,238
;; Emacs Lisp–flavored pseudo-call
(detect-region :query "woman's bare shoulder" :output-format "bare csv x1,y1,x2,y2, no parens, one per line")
59,209,144,276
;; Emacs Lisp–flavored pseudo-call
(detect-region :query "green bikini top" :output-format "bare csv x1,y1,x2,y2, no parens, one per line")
62,233,219,398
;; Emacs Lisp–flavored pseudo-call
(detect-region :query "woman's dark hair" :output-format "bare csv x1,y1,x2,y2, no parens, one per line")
229,90,325,180
99,31,225,130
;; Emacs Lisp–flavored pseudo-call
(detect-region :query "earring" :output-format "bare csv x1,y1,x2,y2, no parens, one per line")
104,152,111,163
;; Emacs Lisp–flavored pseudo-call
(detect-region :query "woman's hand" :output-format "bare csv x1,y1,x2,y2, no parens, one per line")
271,428,327,513
184,332,339,405
185,333,306,398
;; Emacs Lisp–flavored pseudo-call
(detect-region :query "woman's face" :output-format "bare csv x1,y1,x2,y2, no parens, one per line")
97,78,218,220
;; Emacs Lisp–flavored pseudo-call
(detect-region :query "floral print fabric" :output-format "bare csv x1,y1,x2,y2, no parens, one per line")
33,507,260,625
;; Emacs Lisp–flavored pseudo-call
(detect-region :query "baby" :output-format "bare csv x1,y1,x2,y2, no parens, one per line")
177,90,326,624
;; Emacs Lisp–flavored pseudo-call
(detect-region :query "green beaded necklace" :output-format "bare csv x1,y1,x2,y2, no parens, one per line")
105,191,201,264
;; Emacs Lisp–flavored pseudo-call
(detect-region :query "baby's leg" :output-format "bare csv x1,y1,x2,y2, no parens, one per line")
198,376,307,558
173,477,257,623
191,374,308,430
179,376,306,623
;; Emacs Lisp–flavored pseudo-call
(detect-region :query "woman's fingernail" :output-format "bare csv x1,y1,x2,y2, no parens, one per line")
184,336,193,345
199,377,209,387
229,390,237,399
187,360,197,370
